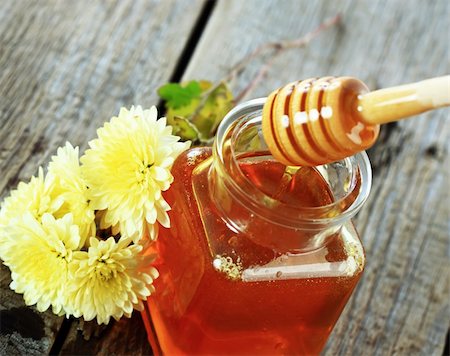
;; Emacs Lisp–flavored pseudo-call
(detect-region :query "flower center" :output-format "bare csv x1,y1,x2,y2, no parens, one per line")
95,259,116,281
54,241,72,261
137,162,154,186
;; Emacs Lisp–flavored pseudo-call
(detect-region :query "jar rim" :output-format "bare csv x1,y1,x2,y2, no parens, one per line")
214,98,372,228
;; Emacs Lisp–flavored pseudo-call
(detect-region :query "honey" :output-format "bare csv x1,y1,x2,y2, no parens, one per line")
142,99,371,355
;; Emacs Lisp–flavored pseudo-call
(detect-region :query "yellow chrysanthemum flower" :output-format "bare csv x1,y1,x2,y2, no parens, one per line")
0,168,64,258
67,236,158,324
48,142,96,246
0,168,63,226
80,106,190,241
0,213,80,314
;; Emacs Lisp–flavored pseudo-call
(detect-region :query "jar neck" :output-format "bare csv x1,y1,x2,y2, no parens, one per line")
210,98,372,253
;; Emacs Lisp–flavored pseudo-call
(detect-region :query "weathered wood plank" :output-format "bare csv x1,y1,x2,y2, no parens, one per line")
59,314,152,356
0,264,56,355
0,0,204,354
183,0,449,354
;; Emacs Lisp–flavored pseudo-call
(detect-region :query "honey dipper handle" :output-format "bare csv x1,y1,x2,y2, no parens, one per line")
358,75,450,125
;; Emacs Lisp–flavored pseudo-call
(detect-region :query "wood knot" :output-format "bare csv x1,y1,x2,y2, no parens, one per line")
424,143,445,161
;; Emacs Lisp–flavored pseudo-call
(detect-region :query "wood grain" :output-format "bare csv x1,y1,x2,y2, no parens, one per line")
183,0,449,354
1,0,448,355
0,0,204,354
59,314,152,356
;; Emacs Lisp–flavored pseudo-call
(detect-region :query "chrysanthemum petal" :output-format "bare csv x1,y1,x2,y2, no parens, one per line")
67,236,157,324
1,212,81,315
47,142,96,247
80,106,190,241
0,168,62,241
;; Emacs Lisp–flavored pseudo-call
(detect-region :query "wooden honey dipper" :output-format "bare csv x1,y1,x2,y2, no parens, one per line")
262,76,450,166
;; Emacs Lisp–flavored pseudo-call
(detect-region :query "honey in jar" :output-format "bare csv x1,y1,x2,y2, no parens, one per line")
142,98,371,355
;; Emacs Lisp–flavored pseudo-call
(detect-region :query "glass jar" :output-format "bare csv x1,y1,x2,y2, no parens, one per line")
142,98,372,355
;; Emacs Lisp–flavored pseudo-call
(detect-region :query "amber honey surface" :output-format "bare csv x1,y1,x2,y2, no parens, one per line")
143,147,364,355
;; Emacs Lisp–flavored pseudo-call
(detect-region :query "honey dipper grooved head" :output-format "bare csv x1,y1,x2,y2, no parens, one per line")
262,77,380,167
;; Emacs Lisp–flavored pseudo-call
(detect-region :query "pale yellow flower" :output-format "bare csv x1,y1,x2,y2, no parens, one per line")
48,142,96,246
80,106,190,240
0,213,80,315
0,168,64,258
67,236,158,324
0,168,63,226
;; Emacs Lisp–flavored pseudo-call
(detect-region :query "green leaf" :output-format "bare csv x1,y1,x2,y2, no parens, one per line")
158,81,202,109
161,80,234,144
166,115,200,141
191,81,234,139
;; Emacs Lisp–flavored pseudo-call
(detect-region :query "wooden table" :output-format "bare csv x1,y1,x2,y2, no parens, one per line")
0,1,448,355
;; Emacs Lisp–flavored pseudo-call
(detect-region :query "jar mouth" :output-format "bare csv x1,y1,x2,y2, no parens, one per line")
214,98,372,228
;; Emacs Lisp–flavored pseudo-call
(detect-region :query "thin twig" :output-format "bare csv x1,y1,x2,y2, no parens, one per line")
233,13,342,102
229,14,341,84
234,52,280,103
271,13,342,50
186,14,341,135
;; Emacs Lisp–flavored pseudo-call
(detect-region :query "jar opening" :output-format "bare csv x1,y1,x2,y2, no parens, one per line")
213,98,372,229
